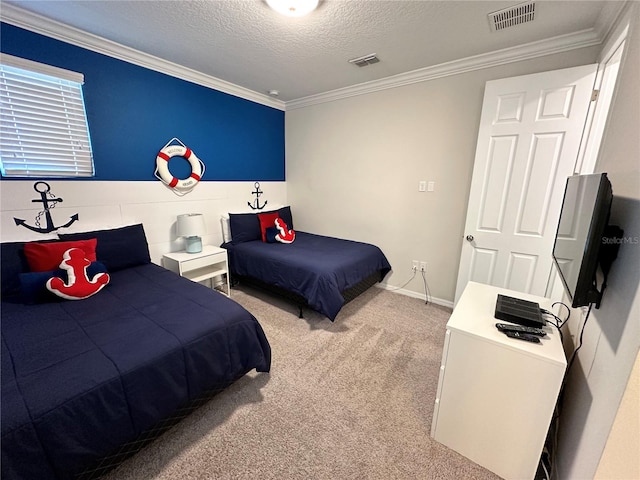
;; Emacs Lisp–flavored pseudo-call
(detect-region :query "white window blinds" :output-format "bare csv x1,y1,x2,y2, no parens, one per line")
0,54,95,177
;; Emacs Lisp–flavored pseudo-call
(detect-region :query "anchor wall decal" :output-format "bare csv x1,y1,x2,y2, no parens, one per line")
14,182,79,234
247,181,268,210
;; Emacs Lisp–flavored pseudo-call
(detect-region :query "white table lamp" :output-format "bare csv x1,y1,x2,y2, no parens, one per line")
177,213,205,253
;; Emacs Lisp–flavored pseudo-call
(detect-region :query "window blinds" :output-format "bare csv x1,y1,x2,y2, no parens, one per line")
0,54,94,177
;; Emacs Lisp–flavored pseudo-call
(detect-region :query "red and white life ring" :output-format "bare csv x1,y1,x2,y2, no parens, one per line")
155,144,204,192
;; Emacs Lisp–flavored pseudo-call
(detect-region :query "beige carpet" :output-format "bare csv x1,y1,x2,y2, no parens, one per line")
103,285,501,480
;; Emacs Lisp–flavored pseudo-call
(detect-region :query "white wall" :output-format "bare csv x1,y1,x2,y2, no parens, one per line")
286,46,599,306
0,181,287,263
557,3,640,478
595,350,640,480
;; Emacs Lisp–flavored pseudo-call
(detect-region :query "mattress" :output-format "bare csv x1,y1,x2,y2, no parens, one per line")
224,231,391,320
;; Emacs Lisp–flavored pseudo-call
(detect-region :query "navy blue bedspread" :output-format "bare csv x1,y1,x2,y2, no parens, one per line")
1,263,271,480
224,232,391,320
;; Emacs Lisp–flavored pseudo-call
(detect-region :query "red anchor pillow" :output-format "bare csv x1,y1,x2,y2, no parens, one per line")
274,218,295,244
23,238,97,272
45,248,110,300
19,261,108,304
264,219,296,243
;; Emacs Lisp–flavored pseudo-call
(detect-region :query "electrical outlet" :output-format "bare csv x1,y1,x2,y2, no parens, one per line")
412,260,419,272
420,261,427,272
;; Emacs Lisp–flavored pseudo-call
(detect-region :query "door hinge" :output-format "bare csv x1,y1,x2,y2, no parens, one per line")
591,89,600,102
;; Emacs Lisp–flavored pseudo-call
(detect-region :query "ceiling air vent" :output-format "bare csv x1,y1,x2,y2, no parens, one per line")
488,1,536,32
348,53,380,67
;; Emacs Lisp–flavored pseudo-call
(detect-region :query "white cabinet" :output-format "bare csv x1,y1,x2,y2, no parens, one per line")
431,282,566,480
162,246,230,297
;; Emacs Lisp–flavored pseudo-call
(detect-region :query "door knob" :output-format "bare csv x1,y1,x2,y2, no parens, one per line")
466,235,474,242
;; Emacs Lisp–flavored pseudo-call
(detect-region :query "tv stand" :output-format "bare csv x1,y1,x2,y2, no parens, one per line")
431,282,566,480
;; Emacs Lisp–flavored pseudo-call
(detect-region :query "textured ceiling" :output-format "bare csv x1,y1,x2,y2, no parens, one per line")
1,0,623,102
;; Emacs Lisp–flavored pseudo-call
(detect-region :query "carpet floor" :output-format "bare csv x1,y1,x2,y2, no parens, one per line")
102,285,501,480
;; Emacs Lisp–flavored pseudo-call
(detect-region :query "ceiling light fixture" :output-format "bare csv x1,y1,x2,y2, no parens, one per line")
266,0,319,17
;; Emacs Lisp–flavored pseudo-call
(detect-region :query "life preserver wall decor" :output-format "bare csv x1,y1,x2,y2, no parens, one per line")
154,138,205,196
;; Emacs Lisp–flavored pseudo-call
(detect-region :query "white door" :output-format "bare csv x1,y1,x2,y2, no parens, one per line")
454,64,598,304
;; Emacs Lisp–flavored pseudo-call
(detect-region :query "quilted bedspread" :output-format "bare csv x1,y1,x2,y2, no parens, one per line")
224,232,391,320
1,263,271,480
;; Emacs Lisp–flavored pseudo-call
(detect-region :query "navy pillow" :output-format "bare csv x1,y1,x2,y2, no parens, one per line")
229,206,294,244
20,261,108,305
1,239,59,301
229,213,261,244
277,206,294,230
58,224,151,272
265,227,279,243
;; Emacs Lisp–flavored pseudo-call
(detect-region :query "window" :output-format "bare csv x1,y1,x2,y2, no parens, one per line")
0,54,94,177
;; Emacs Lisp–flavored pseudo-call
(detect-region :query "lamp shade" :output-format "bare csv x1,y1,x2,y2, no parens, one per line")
177,214,205,253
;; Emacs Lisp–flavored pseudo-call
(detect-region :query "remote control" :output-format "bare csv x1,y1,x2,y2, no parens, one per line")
503,330,541,343
495,323,547,337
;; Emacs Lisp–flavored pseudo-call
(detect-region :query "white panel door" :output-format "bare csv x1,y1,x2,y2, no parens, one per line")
454,65,598,304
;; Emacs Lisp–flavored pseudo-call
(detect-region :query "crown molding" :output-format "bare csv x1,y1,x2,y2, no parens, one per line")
0,4,286,111
1,3,615,113
286,28,603,110
593,0,628,42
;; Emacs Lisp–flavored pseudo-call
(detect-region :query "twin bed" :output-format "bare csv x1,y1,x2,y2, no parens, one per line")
222,206,391,320
1,209,390,479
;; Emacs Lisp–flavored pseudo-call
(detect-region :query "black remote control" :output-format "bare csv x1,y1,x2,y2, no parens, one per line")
495,323,547,337
503,330,541,343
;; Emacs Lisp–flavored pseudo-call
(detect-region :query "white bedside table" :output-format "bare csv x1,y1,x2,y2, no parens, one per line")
162,245,230,297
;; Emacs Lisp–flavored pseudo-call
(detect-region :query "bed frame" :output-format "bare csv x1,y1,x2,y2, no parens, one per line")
76,380,237,479
231,270,384,319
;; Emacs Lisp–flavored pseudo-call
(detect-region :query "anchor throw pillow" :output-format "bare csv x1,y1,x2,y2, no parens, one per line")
23,238,98,272
46,248,110,301
274,218,295,244
20,260,108,304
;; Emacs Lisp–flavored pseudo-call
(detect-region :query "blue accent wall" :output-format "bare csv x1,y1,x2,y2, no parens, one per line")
0,23,285,181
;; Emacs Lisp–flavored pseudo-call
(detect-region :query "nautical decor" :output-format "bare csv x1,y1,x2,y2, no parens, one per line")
154,138,205,196
248,182,268,210
46,248,110,300
274,218,295,244
14,182,79,234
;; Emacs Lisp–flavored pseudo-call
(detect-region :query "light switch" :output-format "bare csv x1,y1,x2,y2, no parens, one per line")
419,181,426,192
427,181,435,192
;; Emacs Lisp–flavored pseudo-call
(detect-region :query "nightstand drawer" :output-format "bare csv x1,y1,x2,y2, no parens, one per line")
163,246,230,297
180,252,225,273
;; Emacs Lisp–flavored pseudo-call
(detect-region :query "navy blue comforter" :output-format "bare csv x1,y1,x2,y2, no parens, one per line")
1,263,271,480
224,232,391,320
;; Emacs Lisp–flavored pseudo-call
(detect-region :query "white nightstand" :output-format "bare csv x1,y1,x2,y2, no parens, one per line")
162,245,230,297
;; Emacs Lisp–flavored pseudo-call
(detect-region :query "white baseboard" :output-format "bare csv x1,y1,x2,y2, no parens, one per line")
375,283,454,310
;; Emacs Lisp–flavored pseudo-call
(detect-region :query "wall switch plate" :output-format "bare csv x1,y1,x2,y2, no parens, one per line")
419,181,426,192
427,181,435,192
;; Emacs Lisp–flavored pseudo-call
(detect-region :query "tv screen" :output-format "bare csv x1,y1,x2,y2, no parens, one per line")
552,173,613,308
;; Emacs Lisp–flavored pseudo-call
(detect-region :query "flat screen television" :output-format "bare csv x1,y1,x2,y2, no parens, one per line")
552,173,622,308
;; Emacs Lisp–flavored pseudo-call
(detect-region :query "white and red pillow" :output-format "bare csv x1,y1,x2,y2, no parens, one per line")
20,239,109,302
274,218,295,244
46,248,110,300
